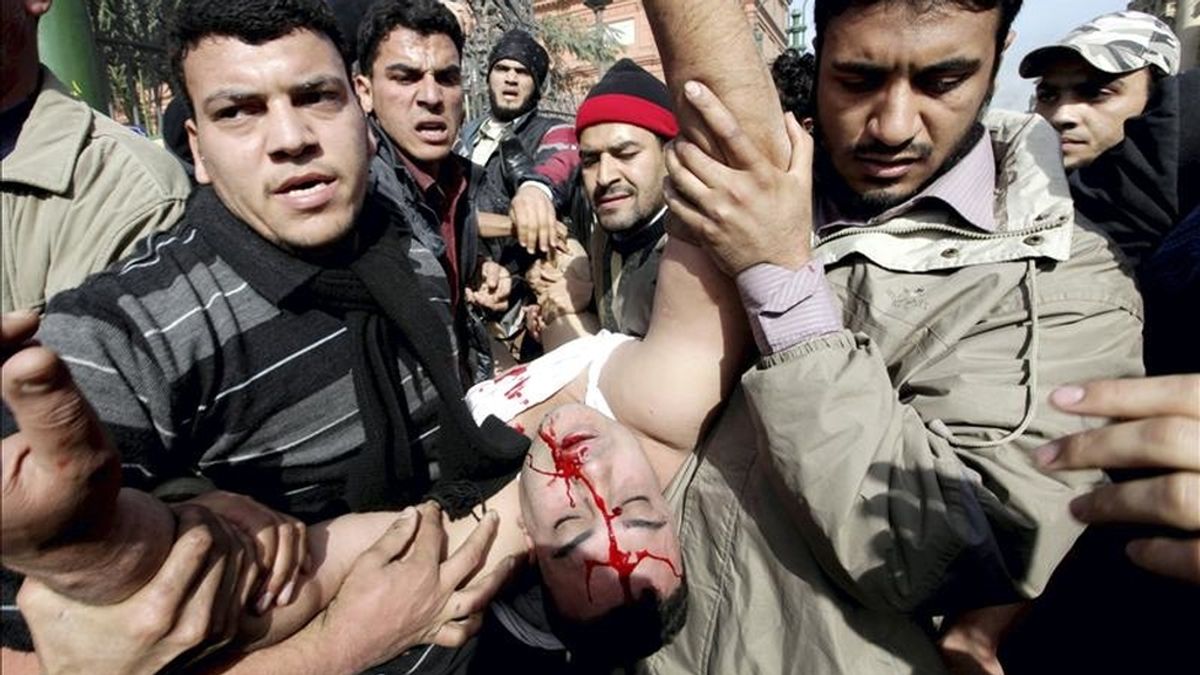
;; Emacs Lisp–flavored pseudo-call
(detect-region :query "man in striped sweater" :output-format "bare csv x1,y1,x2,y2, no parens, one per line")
0,0,518,673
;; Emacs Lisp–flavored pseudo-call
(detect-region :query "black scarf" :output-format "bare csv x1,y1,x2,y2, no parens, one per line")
298,210,528,516
609,209,667,257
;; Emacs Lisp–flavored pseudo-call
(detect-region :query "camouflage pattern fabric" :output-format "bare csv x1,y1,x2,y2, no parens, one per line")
1020,10,1181,78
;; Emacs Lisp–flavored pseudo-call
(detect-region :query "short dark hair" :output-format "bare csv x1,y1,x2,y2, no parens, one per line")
772,49,817,120
356,0,464,76
813,0,1023,68
544,582,689,671
167,0,347,114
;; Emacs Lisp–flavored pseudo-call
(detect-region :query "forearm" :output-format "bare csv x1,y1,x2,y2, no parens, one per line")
476,212,515,239
641,0,787,165
6,488,175,605
206,613,359,675
531,125,580,208
1,647,39,675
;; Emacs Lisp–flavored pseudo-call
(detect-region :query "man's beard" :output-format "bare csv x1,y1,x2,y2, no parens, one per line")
814,102,989,220
489,88,539,122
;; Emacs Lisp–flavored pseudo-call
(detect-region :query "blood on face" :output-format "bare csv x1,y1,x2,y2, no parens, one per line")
529,425,681,603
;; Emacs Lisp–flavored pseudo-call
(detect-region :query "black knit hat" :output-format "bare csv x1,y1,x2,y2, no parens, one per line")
489,29,550,89
576,58,678,139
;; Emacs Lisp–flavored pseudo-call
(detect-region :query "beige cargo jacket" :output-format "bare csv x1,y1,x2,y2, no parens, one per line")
1,70,189,312
644,112,1144,674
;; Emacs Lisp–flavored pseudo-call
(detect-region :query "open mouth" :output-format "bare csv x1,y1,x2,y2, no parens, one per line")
274,173,337,209
415,120,449,142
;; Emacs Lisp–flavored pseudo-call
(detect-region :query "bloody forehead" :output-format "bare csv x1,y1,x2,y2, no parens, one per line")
531,425,680,604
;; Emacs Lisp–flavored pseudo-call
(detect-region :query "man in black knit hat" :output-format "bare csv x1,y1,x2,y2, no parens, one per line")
461,29,580,320
531,59,677,348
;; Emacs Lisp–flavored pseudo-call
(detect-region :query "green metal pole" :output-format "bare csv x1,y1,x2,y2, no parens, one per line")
37,0,108,111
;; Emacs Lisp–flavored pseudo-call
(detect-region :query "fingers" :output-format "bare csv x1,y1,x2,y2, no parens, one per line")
663,177,714,236
440,554,516,623
783,112,813,176
553,222,569,251
216,516,260,638
1036,416,1200,472
431,612,484,647
1126,536,1200,585
538,219,551,256
1069,472,1200,530
438,511,499,592
665,143,718,207
682,80,763,170
1049,375,1200,420
261,519,305,611
365,507,421,565
1,345,112,475
513,202,539,254
150,512,225,611
483,262,500,292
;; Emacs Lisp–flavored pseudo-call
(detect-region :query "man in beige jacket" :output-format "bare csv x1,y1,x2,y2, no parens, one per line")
639,0,1144,672
0,0,189,313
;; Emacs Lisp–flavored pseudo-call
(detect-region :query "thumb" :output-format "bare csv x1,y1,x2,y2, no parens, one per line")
1,346,114,476
784,112,813,175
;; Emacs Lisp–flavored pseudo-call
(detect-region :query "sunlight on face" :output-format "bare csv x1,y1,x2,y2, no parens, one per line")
1033,56,1152,170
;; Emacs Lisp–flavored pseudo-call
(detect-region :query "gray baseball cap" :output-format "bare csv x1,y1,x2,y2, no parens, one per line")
1019,10,1181,79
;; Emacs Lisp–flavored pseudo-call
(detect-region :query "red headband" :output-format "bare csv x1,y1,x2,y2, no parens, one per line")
575,93,679,139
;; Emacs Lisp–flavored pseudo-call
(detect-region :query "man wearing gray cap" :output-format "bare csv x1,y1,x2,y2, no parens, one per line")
1021,10,1181,171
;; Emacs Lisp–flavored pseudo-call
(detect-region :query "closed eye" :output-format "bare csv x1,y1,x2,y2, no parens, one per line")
553,514,581,531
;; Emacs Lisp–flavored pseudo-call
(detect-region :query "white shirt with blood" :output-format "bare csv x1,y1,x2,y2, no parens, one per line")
465,330,634,425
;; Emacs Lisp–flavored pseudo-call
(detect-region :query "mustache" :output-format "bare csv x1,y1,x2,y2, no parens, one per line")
594,184,635,202
851,139,934,161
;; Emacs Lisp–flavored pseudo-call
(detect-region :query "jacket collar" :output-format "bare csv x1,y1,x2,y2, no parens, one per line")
818,133,997,234
609,205,668,256
189,186,321,305
812,112,1077,271
190,185,392,306
368,115,465,259
1,69,91,194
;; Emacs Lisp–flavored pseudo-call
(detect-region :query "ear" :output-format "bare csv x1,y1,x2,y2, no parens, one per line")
354,73,374,114
518,516,538,564
1003,30,1016,54
185,118,210,185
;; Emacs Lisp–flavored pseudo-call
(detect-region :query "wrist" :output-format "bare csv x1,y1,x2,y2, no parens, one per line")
307,611,368,675
761,247,811,273
11,490,175,605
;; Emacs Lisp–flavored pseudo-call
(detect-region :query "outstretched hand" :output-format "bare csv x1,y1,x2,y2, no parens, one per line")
4,310,189,605
316,503,517,672
663,80,814,275
1036,375,1200,584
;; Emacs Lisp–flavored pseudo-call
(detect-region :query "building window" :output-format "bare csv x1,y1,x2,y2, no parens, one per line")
608,18,636,46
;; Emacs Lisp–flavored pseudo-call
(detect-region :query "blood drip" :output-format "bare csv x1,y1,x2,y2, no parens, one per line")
493,365,528,383
504,376,530,402
529,426,682,604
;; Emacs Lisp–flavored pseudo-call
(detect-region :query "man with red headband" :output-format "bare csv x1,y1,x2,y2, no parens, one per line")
533,59,679,347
